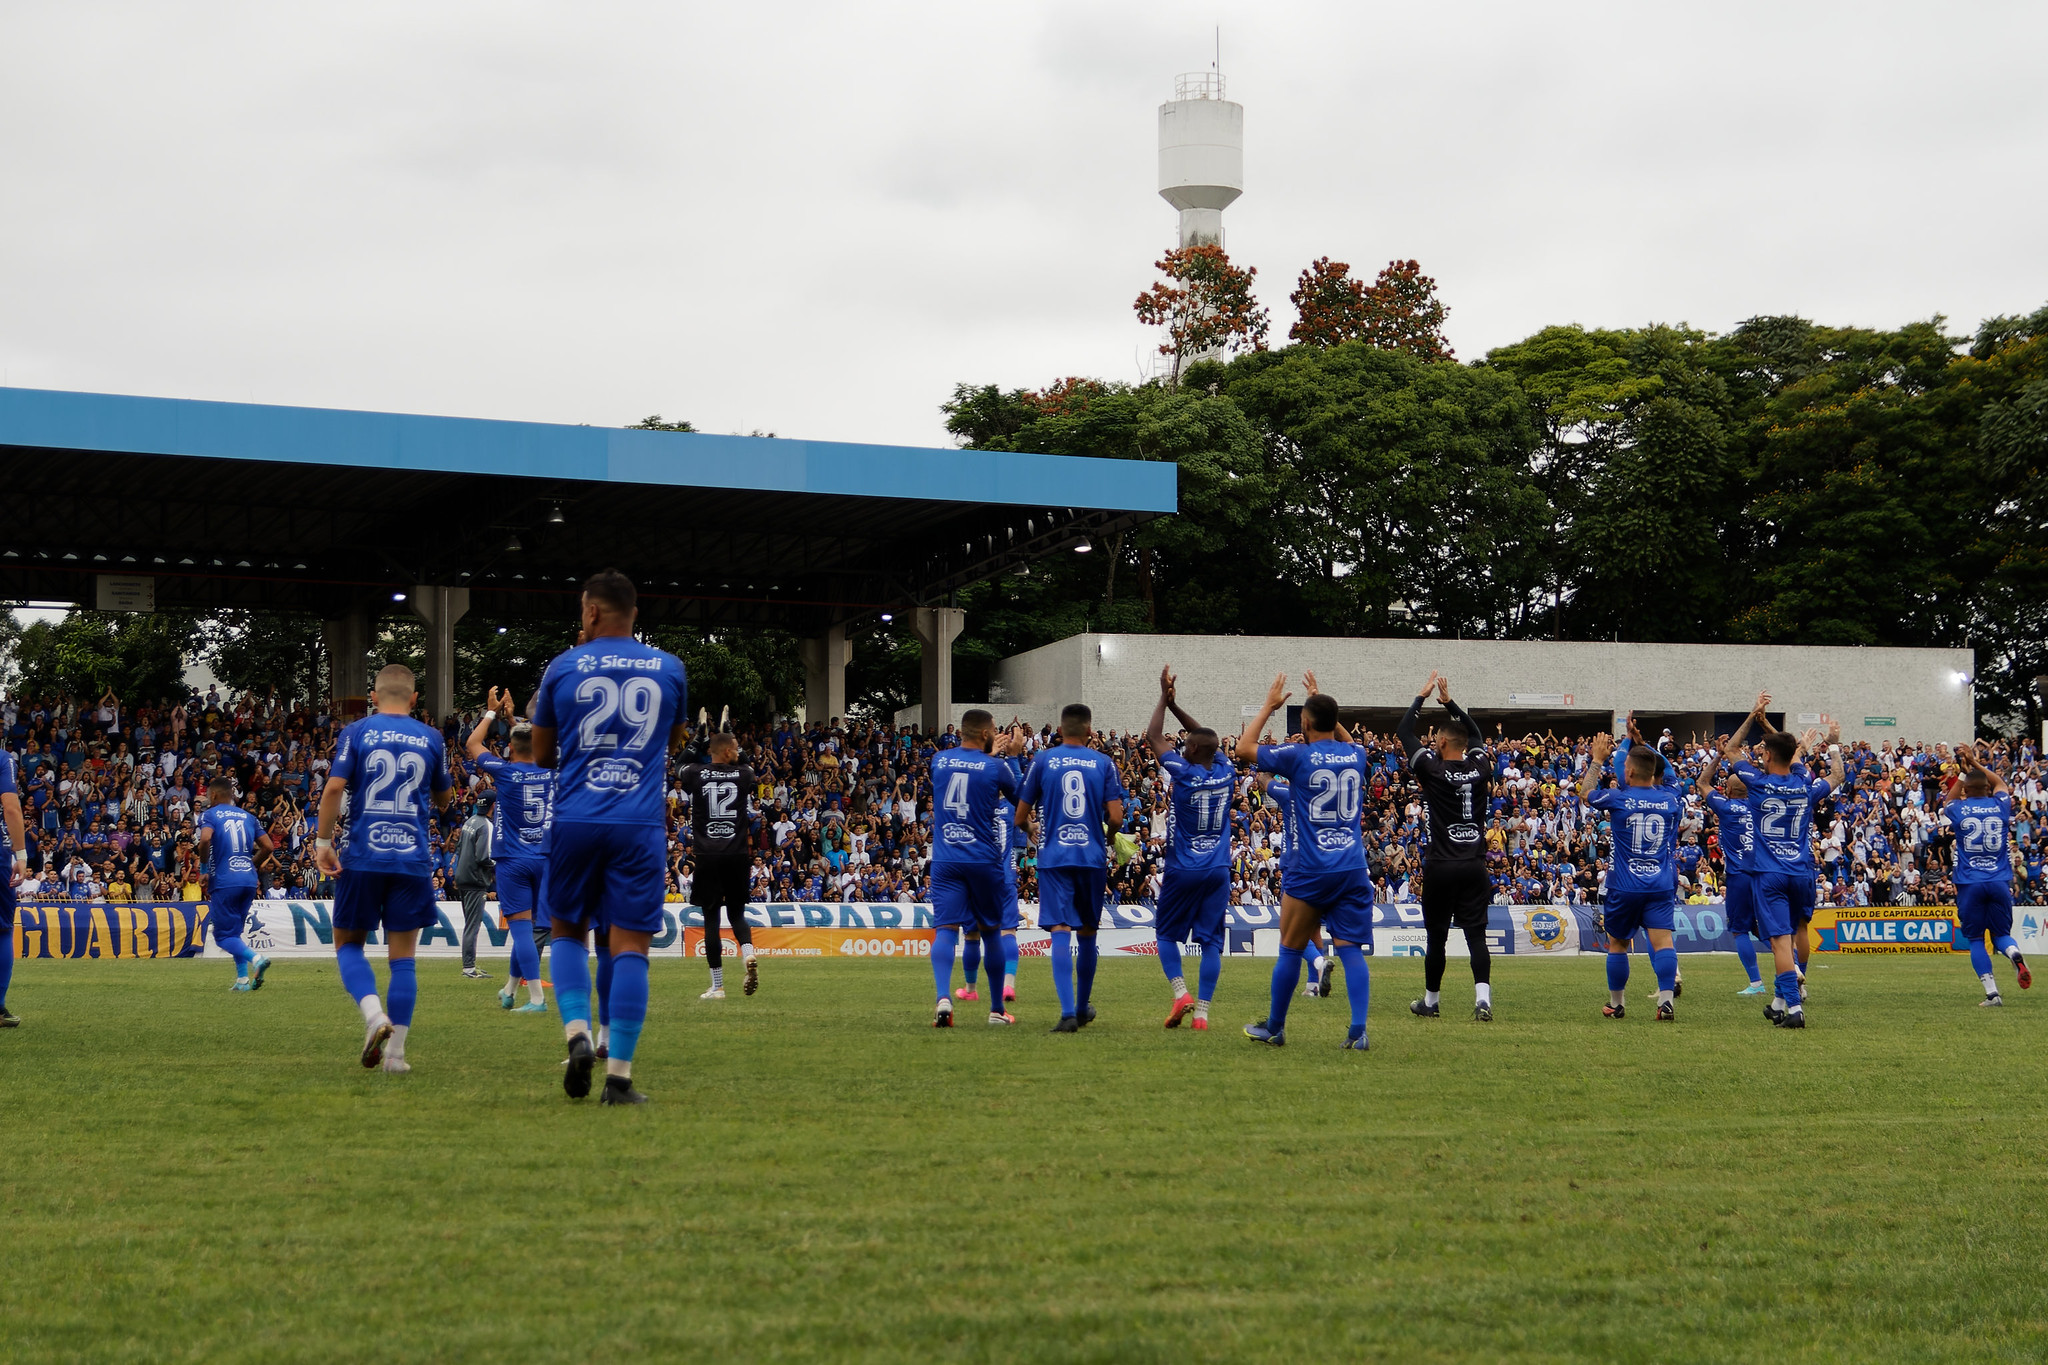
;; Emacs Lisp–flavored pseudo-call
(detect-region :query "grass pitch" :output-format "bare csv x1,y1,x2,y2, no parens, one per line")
2,951,2044,1363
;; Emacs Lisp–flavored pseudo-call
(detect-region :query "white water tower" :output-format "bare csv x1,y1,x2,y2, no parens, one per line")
1157,72,1243,248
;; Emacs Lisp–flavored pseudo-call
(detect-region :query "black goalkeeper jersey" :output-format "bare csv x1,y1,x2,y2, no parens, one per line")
1397,696,1491,865
678,762,755,858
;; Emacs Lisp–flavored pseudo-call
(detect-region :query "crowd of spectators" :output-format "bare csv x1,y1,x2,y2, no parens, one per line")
7,682,2042,914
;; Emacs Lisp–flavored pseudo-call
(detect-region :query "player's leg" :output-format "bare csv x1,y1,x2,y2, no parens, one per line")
1074,868,1106,1024
1302,929,1332,998
0,892,17,1025
595,828,667,1104
1645,924,1679,1020
544,833,600,1097
979,913,1011,1024
211,888,258,989
593,940,615,1055
1001,876,1021,1004
1191,869,1227,1029
381,921,423,1073
1326,875,1374,1049
701,900,727,997
1986,884,2029,990
929,863,964,1026
505,912,546,1009
1957,886,2002,1003
1248,892,1318,1044
1600,895,1640,1018
332,873,394,1065
1155,871,1195,1025
1415,881,1451,1017
1755,877,1804,1026
1726,874,1764,992
1042,869,1080,1030
960,931,981,1000
1459,870,1494,1020
726,884,760,997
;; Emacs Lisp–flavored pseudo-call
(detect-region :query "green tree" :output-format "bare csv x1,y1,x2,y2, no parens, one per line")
1288,257,1369,347
13,610,196,700
197,610,328,703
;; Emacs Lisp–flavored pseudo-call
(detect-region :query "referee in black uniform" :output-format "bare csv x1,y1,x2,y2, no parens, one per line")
678,732,760,999
1397,672,1497,1021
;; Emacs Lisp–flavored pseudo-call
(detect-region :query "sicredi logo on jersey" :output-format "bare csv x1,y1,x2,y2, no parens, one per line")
1307,751,1353,766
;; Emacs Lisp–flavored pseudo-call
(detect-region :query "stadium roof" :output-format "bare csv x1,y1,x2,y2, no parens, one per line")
0,386,1177,632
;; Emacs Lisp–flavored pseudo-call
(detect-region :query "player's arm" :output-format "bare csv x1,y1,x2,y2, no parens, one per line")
1145,665,1176,760
1693,735,1731,800
1578,732,1614,799
2,790,25,888
1824,720,1846,791
314,775,347,874
1435,676,1483,748
1234,673,1291,764
1301,670,1353,743
1395,673,1432,761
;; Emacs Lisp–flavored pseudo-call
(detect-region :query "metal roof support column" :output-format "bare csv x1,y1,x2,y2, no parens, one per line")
801,622,850,728
912,607,965,739
322,607,372,719
410,585,470,723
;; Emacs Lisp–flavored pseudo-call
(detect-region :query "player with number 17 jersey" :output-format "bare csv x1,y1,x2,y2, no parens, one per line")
531,637,688,934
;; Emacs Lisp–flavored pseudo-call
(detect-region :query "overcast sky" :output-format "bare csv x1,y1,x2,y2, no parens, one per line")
3,1,2043,449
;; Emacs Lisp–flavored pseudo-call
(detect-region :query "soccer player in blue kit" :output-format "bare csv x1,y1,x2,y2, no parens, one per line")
927,709,1021,1028
1145,666,1232,1030
466,688,552,1014
1728,716,1844,1029
1015,704,1128,1034
314,665,453,1073
1236,673,1374,1050
0,745,26,1027
1946,744,2032,1006
1695,698,1772,995
530,570,688,1105
197,777,276,992
1580,724,1686,1021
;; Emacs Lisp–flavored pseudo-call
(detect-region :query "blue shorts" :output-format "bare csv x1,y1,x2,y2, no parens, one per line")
0,876,17,930
333,870,439,934
1038,865,1107,930
547,822,668,935
1752,874,1811,940
1281,866,1375,946
931,861,1007,932
1957,881,2015,942
1156,865,1230,947
1724,871,1758,939
208,884,258,939
497,856,543,919
1602,890,1675,944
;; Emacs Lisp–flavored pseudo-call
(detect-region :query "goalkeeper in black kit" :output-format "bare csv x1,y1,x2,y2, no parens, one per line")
1398,672,1497,1022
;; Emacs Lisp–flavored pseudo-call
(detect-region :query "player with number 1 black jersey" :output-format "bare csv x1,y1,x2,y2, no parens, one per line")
1397,672,1495,1022
678,734,759,1000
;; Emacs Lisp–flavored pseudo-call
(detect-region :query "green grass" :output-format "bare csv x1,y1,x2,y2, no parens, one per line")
2,951,2045,1364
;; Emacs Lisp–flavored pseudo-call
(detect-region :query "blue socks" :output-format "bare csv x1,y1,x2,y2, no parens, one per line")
1969,938,1995,977
1076,936,1100,1012
608,951,649,1063
1993,934,2020,960
1606,950,1630,993
594,944,614,1028
962,934,981,986
1267,945,1303,1032
386,958,417,1027
1198,942,1222,1002
1157,938,1184,987
551,937,593,1026
1774,968,1802,1009
932,927,960,1003
1002,933,1019,982
336,942,378,1003
218,934,254,975
981,932,1005,1003
1734,933,1761,984
1651,947,1678,994
509,918,540,983
1051,930,1075,1016
1334,942,1370,1032
0,926,13,1008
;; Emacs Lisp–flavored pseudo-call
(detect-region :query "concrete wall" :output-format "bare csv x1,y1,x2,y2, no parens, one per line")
988,634,1976,744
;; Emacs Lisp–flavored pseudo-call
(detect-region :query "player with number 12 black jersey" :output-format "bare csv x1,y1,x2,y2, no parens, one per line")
678,733,759,1000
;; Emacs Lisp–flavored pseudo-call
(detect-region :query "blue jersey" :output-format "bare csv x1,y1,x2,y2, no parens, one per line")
1255,740,1369,878
1946,792,2014,886
200,803,265,889
1731,763,1831,876
1268,777,1296,876
1704,790,1756,874
331,715,450,876
1588,780,1685,894
1018,745,1127,870
1159,749,1235,874
997,757,1023,881
473,752,552,862
929,747,1019,867
531,637,688,827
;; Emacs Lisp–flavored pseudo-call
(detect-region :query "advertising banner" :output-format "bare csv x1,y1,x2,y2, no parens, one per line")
1808,906,1966,954
11,902,206,959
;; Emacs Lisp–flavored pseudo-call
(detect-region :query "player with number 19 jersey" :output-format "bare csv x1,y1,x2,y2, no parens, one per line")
1586,766,1685,942
1253,739,1374,942
531,636,688,934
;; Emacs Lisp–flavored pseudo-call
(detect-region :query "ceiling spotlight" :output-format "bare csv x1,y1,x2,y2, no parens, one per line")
391,591,408,602
547,505,565,524
505,534,522,552
880,612,894,623
497,626,508,635
1073,541,1093,554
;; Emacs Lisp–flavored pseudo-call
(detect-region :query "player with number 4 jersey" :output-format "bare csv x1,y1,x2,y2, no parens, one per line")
1945,744,2031,1006
1145,666,1233,1031
928,709,1021,1027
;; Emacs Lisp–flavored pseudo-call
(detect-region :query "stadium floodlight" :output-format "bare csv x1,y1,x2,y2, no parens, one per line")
391,591,407,602
880,612,894,623
1954,670,1974,686
1073,540,1092,553
505,534,522,552
547,505,566,524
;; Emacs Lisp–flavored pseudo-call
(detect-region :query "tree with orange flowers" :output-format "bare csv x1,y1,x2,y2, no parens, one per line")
1134,245,1270,384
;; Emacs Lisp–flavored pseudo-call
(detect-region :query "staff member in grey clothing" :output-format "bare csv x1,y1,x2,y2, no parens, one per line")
454,793,496,978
